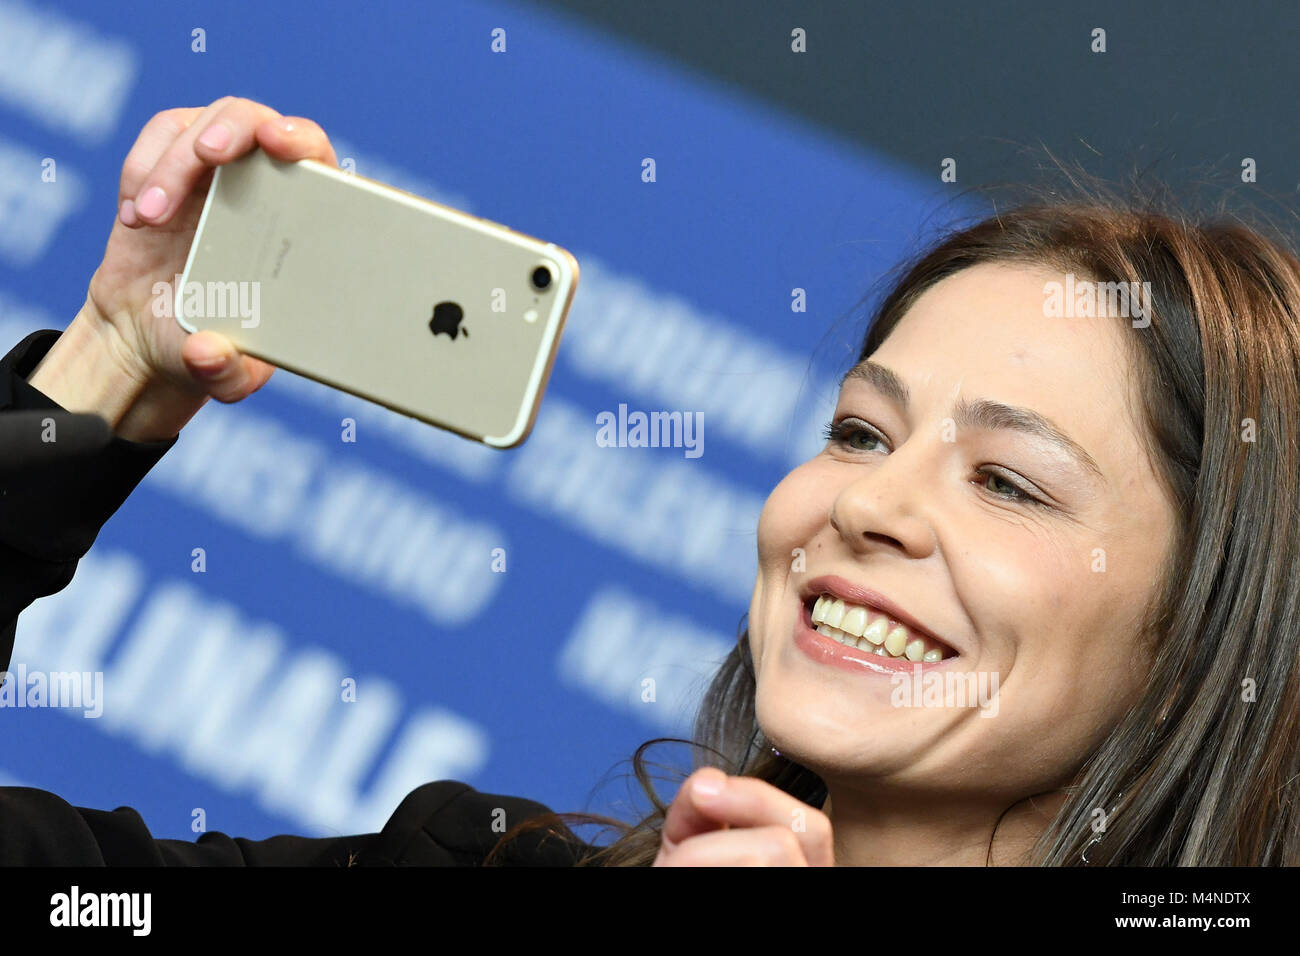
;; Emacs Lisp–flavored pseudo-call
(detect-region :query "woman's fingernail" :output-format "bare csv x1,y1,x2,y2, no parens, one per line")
191,359,225,379
135,186,168,219
276,117,296,133
118,198,138,226
198,121,232,151
692,773,725,798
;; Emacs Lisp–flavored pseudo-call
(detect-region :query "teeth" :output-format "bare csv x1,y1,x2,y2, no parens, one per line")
823,598,846,628
841,605,867,637
861,619,888,645
884,627,909,657
805,593,952,661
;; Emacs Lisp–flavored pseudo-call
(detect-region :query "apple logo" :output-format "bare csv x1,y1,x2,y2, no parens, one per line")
428,301,468,339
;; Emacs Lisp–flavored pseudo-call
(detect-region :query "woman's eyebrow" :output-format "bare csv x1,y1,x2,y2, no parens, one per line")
840,360,1105,482
841,359,911,406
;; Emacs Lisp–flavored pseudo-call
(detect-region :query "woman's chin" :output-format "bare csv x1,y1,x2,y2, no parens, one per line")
755,689,937,775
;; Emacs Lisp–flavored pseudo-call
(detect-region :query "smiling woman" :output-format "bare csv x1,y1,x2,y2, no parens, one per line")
487,185,1300,866
5,95,1298,868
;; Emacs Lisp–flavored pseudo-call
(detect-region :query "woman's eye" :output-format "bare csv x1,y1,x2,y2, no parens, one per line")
980,469,1043,506
822,419,887,452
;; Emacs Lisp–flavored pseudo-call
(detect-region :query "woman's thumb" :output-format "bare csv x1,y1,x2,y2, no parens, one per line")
181,330,255,402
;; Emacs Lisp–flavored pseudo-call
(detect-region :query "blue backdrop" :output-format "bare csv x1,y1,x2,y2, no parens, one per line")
0,0,959,841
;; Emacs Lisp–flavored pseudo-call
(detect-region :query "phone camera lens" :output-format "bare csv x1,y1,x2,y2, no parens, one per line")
530,265,554,292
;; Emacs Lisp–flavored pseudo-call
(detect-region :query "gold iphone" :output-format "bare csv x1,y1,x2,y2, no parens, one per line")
175,149,579,447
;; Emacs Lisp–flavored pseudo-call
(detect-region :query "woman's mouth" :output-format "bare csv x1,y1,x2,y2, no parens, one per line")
808,594,954,662
793,593,959,675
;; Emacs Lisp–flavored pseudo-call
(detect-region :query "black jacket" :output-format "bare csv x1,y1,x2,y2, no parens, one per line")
0,329,591,866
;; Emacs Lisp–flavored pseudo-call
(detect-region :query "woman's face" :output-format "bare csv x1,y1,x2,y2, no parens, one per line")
749,261,1177,808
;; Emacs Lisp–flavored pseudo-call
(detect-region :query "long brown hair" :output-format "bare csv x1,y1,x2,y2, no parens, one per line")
484,172,1300,866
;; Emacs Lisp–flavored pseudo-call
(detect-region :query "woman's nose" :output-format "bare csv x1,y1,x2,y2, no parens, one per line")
828,449,937,559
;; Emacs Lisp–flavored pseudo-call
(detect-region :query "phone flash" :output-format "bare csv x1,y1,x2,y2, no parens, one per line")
524,308,539,323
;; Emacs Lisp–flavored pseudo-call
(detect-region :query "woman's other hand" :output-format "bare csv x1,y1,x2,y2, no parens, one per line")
652,767,835,866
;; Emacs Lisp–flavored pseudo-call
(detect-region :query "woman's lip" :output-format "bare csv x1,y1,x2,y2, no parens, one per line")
794,600,958,676
798,574,960,657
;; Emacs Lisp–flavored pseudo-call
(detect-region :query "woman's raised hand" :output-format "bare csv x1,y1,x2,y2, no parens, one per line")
29,96,339,441
653,767,835,866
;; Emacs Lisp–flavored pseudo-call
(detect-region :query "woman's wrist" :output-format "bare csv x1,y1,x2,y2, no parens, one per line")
25,300,205,443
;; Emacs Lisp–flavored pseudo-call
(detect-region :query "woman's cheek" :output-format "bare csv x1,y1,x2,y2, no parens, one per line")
755,464,822,564
977,543,1142,752
750,465,825,663
970,519,1083,620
